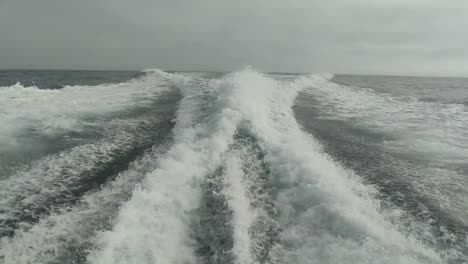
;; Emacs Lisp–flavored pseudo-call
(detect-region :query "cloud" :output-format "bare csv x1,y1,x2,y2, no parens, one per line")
0,0,467,76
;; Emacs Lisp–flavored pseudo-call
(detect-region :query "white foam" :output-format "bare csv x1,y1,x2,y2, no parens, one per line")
86,69,450,263
87,72,247,264
239,72,444,263
0,117,158,235
298,74,468,162
297,75,468,226
87,69,447,264
2,69,450,263
222,154,256,264
0,70,172,147
0,141,169,264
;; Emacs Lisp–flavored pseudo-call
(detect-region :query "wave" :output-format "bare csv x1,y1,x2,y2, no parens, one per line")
0,70,175,151
295,74,468,262
297,75,468,218
83,69,443,264
0,111,175,237
2,69,461,263
87,70,248,264
0,72,180,263
298,74,468,158
0,133,173,264
0,70,183,183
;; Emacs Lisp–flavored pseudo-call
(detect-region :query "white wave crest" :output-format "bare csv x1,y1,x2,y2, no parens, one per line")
222,154,256,264
0,71,174,147
297,74,468,226
81,69,444,264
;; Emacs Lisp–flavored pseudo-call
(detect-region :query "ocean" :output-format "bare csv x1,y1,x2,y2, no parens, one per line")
0,69,467,264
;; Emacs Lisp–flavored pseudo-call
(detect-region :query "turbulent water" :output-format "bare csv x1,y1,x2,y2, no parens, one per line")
0,69,467,264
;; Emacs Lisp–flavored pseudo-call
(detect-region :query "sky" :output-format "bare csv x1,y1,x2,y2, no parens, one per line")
1,0,467,76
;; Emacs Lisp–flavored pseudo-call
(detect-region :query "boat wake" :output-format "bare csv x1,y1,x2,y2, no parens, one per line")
0,69,461,264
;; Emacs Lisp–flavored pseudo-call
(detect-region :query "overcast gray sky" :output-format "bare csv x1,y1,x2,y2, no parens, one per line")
1,0,467,76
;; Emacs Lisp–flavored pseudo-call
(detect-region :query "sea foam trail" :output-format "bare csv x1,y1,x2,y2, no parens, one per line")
231,131,281,264
222,154,256,264
87,72,244,264
295,75,468,262
220,145,279,264
0,74,179,263
0,114,172,237
0,71,181,238
298,74,468,162
192,132,278,264
0,70,172,156
86,69,297,264
87,69,444,264
0,135,172,264
239,73,442,263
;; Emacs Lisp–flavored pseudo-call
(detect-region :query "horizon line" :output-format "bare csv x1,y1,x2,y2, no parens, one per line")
0,68,466,79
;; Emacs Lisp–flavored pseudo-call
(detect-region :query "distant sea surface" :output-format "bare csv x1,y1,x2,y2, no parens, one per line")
0,69,467,264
